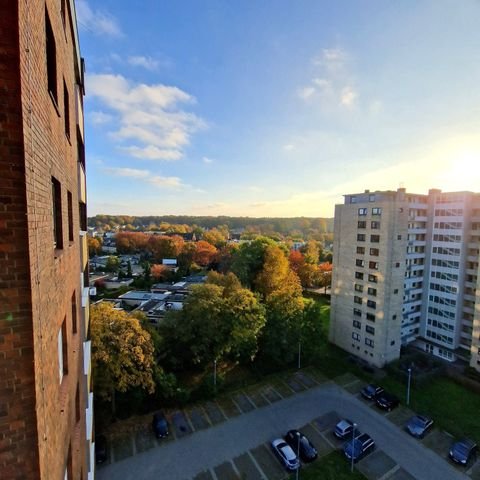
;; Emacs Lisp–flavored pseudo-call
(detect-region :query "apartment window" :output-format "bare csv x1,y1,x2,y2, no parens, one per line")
353,308,362,317
395,262,400,267
367,287,377,296
357,234,366,242
52,177,63,249
366,313,376,322
369,261,378,270
71,291,77,334
350,196,357,204
358,221,367,229
79,202,87,231
358,208,367,216
355,259,365,267
397,235,402,240
390,340,395,346
354,284,363,292
393,288,398,294
353,320,361,329
370,248,379,256
369,194,375,202
368,274,377,283
392,314,397,320
355,271,364,280
67,191,74,242
372,207,382,215
367,299,376,309
371,221,380,229
365,338,374,347
58,318,68,382
45,9,58,105
354,296,362,305
75,382,80,423
365,325,375,335
77,129,85,170
352,332,360,341
356,246,365,254
370,235,380,243
63,81,70,139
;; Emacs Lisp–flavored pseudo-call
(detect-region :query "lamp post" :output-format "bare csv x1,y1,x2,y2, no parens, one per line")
296,432,300,480
406,367,412,406
351,422,357,473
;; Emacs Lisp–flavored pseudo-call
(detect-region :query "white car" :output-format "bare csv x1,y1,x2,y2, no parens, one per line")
271,438,300,471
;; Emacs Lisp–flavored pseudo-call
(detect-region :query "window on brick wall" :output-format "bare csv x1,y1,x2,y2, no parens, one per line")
358,208,367,216
353,308,362,317
369,261,379,270
370,234,380,243
71,291,77,334
52,177,63,249
357,234,366,242
353,320,361,329
67,191,74,242
370,248,379,256
61,0,67,30
367,299,377,309
79,202,87,231
368,274,377,283
355,271,364,279
366,313,376,322
77,128,85,170
75,382,80,423
356,246,365,254
371,221,380,229
356,259,365,267
354,296,362,304
64,80,70,140
366,325,375,335
367,287,377,296
355,283,363,292
45,8,58,105
58,317,68,383
358,221,367,228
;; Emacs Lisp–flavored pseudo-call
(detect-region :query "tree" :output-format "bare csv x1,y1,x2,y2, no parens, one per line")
202,228,227,248
317,262,333,293
213,244,238,273
160,275,265,369
90,303,155,415
193,240,217,267
288,250,305,273
105,256,120,272
88,236,102,256
151,263,169,281
116,232,148,253
302,240,320,264
147,235,184,262
126,260,133,278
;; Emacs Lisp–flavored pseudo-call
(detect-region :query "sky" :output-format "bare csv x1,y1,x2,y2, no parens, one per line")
77,0,480,218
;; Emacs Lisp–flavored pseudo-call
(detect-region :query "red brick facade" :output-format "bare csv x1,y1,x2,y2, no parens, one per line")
0,1,89,479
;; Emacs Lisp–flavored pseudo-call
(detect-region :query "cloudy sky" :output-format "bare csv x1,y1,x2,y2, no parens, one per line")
78,0,480,218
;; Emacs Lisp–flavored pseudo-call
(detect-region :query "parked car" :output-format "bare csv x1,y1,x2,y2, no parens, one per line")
334,419,355,439
361,384,384,400
95,434,107,464
152,411,169,439
343,433,375,462
405,415,433,438
449,439,478,465
375,391,399,411
271,438,301,471
284,429,318,463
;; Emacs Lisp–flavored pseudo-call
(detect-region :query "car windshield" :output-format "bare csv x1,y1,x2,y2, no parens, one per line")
454,442,472,455
411,416,426,427
366,385,375,393
280,444,296,461
346,439,362,456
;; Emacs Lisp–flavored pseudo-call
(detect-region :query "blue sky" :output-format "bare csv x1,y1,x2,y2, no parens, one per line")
78,0,480,217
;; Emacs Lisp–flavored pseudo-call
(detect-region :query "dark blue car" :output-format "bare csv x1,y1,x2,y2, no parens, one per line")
449,439,478,466
343,433,375,462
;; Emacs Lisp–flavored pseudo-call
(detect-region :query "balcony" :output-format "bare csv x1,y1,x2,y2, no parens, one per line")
80,231,88,270
75,84,84,141
86,391,93,441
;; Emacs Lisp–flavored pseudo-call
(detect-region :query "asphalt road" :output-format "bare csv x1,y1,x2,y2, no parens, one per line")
97,382,468,480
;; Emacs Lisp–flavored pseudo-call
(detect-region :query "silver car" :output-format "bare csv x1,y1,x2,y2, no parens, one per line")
271,438,300,471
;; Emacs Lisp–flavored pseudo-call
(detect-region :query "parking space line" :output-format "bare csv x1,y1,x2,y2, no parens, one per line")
247,451,268,480
270,386,284,400
242,392,258,411
230,396,243,414
378,464,400,480
230,459,242,478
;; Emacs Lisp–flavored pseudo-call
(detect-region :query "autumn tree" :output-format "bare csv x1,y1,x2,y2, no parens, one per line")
90,303,155,415
302,240,320,264
105,256,120,272
151,264,170,281
147,235,184,262
87,236,102,256
193,240,217,267
213,244,238,273
202,228,227,248
288,250,305,273
178,241,197,273
317,262,333,293
116,232,148,253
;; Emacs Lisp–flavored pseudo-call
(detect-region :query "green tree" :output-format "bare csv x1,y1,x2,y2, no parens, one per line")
90,303,155,415
302,240,320,264
127,260,133,278
105,256,120,272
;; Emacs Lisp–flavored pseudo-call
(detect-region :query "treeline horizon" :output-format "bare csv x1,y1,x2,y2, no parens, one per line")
88,214,334,235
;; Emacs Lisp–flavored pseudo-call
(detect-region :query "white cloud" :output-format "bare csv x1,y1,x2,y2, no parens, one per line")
202,156,214,164
297,86,316,100
127,56,160,71
87,73,206,161
283,144,295,151
312,48,347,72
76,1,122,37
340,86,358,107
104,167,184,189
89,111,113,125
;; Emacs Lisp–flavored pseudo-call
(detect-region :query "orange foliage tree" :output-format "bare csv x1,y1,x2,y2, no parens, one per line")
193,240,217,267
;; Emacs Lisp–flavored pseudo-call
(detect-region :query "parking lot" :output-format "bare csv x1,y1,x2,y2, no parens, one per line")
97,370,476,480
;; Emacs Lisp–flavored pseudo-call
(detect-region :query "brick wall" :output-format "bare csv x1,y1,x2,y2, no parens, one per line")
0,1,87,478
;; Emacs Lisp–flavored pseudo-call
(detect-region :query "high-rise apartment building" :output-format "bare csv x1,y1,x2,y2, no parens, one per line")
330,188,480,371
0,1,92,479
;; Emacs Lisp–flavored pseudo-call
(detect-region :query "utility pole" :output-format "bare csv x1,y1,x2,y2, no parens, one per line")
406,367,412,406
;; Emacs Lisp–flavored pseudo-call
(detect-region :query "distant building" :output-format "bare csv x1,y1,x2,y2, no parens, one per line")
330,188,480,371
0,1,92,478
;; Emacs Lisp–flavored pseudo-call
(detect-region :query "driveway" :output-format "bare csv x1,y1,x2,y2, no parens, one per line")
96,381,468,480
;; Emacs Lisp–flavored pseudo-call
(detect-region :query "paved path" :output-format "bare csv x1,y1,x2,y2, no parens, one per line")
97,382,468,480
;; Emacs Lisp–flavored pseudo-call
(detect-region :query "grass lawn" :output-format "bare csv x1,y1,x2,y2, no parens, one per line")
381,376,480,443
289,451,367,480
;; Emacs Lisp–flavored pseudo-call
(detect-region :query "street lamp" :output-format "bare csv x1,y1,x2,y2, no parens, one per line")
351,422,357,473
406,367,412,406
